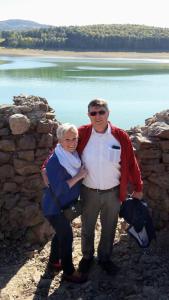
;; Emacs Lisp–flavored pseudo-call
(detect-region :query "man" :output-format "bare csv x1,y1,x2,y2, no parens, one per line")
77,99,143,276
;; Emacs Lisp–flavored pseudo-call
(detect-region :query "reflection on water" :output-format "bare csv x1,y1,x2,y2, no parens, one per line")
76,66,131,71
1,57,169,81
0,56,169,129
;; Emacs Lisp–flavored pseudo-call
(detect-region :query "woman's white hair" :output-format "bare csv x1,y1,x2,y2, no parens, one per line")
57,123,78,140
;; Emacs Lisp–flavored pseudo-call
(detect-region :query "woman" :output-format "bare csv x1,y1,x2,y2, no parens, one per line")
42,123,87,283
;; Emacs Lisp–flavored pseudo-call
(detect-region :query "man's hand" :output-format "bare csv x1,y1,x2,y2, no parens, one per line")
132,191,143,200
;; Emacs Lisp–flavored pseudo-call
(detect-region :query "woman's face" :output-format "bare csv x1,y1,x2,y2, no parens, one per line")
59,130,78,152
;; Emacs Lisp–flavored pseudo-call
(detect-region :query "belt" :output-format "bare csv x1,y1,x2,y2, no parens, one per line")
83,185,118,194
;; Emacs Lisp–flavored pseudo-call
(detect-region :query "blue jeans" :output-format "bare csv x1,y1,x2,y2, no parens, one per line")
46,214,75,275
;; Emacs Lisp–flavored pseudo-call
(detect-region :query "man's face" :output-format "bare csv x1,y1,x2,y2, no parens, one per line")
88,105,109,132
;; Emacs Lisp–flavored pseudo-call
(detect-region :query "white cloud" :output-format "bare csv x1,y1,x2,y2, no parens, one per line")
0,0,169,28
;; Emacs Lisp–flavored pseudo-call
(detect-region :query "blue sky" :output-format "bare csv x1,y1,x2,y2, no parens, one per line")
0,0,169,28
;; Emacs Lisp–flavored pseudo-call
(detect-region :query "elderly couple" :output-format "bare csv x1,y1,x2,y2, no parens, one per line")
42,98,143,283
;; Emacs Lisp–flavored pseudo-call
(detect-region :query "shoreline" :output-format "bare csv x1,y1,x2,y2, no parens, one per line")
1,47,169,59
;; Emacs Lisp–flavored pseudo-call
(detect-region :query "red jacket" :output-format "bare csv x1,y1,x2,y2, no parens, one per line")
77,123,143,202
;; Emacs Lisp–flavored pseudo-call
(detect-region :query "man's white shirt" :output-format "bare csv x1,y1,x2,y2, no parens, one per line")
82,124,121,190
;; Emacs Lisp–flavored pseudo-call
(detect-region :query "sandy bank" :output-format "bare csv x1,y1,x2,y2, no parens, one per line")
1,47,169,59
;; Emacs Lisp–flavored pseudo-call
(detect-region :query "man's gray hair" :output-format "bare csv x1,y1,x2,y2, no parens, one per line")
88,98,109,112
57,123,78,140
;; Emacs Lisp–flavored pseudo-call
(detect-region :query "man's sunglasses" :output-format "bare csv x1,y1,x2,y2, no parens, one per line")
89,110,106,116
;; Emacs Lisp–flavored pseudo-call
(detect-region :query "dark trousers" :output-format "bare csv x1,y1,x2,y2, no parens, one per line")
46,214,75,275
81,185,120,262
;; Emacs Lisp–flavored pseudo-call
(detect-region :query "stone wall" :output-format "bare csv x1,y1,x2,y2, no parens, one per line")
129,110,169,229
0,95,169,244
0,95,59,244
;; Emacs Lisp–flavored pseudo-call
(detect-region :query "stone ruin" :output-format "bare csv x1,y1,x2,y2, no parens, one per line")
0,95,169,245
129,110,169,229
0,95,59,244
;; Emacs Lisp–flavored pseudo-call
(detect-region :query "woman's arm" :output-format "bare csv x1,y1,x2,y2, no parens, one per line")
46,156,70,198
66,165,87,188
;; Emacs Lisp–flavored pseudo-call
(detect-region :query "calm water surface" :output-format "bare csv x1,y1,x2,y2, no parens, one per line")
0,56,169,129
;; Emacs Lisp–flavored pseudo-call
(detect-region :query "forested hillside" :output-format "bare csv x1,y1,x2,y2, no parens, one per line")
1,24,169,52
0,19,49,31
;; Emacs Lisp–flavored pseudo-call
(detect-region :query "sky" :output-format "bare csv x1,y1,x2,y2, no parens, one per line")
0,0,169,28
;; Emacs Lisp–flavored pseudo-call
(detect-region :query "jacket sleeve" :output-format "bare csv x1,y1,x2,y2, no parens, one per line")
41,148,55,170
127,134,143,192
46,156,70,198
77,124,92,155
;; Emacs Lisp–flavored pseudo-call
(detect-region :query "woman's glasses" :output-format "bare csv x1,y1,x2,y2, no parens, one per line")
89,110,106,116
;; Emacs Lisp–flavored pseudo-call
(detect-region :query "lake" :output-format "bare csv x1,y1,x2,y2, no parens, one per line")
0,55,169,129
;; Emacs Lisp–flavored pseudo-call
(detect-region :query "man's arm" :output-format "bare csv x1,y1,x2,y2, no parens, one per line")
41,148,55,186
41,168,49,187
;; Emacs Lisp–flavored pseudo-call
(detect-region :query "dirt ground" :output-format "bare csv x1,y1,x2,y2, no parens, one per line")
0,219,169,300
1,47,169,59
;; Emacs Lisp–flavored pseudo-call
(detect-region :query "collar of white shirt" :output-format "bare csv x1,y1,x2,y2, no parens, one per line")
92,123,111,136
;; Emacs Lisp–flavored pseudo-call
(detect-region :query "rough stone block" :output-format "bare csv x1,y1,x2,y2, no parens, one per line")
37,120,53,133
0,151,11,165
9,113,30,134
17,135,36,150
0,140,15,151
0,128,10,136
3,182,18,193
0,164,15,178
38,133,53,148
18,150,34,161
160,140,169,152
14,158,40,175
162,153,169,164
138,148,161,159
148,122,169,139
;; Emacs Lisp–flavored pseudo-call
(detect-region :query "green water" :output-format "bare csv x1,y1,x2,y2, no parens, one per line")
0,56,169,129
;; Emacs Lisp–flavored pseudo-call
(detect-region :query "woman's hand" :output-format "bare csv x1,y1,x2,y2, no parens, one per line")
78,165,88,180
66,165,88,188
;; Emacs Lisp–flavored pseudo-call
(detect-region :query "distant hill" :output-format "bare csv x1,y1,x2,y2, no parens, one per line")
0,19,50,31
1,23,169,52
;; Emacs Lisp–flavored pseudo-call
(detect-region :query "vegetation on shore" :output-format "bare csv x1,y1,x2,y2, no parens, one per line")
1,24,169,52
